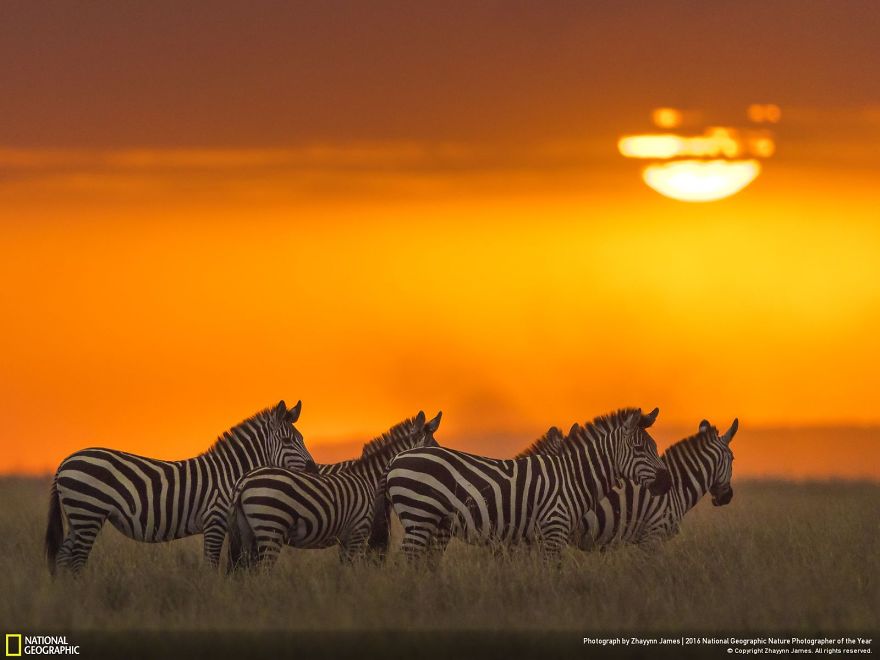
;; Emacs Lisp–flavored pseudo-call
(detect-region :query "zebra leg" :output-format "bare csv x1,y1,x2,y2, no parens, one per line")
634,526,672,552
426,521,452,568
536,521,568,568
366,475,392,561
339,531,370,564
254,530,285,570
401,521,441,563
62,513,107,575
633,517,677,551
540,540,565,568
55,529,77,572
202,512,228,569
489,542,509,561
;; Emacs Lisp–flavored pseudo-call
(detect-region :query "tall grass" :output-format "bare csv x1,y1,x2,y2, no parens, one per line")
1,478,877,632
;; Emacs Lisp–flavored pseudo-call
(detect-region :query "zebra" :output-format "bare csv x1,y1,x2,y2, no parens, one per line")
45,400,316,575
575,418,738,550
225,410,442,571
378,407,672,563
394,424,567,560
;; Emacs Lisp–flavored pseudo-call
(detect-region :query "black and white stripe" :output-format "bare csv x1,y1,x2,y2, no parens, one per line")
317,459,358,476
576,419,738,549
226,411,442,571
382,407,672,563
45,400,316,574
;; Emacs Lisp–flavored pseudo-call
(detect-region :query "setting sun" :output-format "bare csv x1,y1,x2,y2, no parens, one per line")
642,159,761,202
618,112,777,202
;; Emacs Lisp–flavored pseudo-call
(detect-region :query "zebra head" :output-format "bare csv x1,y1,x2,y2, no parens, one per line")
394,410,443,452
268,400,318,473
617,407,671,496
698,417,738,506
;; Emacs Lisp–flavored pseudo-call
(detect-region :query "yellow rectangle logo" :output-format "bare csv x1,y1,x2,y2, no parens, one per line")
5,634,22,657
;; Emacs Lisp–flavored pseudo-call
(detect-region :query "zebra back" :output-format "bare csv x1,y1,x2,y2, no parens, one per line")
319,459,358,475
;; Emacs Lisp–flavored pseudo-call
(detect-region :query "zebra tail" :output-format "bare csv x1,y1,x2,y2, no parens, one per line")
366,472,392,561
225,494,254,574
45,478,63,577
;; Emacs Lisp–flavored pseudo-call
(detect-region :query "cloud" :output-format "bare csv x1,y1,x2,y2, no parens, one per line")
0,144,476,171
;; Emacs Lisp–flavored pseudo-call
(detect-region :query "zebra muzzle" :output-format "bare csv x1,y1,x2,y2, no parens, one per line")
711,484,733,506
648,469,672,496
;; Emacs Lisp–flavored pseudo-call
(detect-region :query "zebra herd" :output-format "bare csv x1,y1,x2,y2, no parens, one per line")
45,400,737,575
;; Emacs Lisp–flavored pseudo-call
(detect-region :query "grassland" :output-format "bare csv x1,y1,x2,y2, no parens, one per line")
0,478,877,638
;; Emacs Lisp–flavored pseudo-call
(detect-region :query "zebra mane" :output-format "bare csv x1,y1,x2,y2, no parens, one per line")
664,423,721,457
358,415,423,460
204,405,277,455
515,426,565,458
562,408,643,454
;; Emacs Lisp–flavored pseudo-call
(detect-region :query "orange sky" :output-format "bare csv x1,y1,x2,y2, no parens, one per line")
1,3,879,477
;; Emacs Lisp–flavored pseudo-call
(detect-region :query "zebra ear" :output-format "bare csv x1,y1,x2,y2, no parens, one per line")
568,423,580,439
425,411,442,433
274,400,288,421
722,418,739,444
415,411,426,429
699,419,711,434
286,400,302,424
639,407,659,428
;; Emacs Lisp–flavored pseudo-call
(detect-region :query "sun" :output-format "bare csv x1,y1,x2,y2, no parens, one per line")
642,159,761,202
618,106,778,203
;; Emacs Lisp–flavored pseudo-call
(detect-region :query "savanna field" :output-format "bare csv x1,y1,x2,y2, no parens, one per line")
1,477,877,659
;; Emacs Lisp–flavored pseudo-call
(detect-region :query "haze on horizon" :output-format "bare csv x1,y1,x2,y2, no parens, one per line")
1,2,879,476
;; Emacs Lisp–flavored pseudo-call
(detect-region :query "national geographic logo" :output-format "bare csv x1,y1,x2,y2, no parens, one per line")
5,635,80,655
4,636,20,657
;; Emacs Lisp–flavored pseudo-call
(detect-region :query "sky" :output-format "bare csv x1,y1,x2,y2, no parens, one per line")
1,2,879,476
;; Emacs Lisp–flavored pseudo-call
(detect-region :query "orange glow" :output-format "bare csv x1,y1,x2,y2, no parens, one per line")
652,107,683,128
748,135,776,158
1,142,879,479
642,159,761,202
748,103,782,123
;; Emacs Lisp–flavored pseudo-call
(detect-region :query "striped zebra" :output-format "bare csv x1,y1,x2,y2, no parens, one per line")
45,400,316,575
226,411,442,571
379,407,671,563
575,418,738,550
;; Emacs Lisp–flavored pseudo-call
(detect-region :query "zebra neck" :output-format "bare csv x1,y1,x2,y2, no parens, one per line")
201,438,265,491
346,451,394,482
319,459,357,475
562,444,615,513
664,446,711,516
